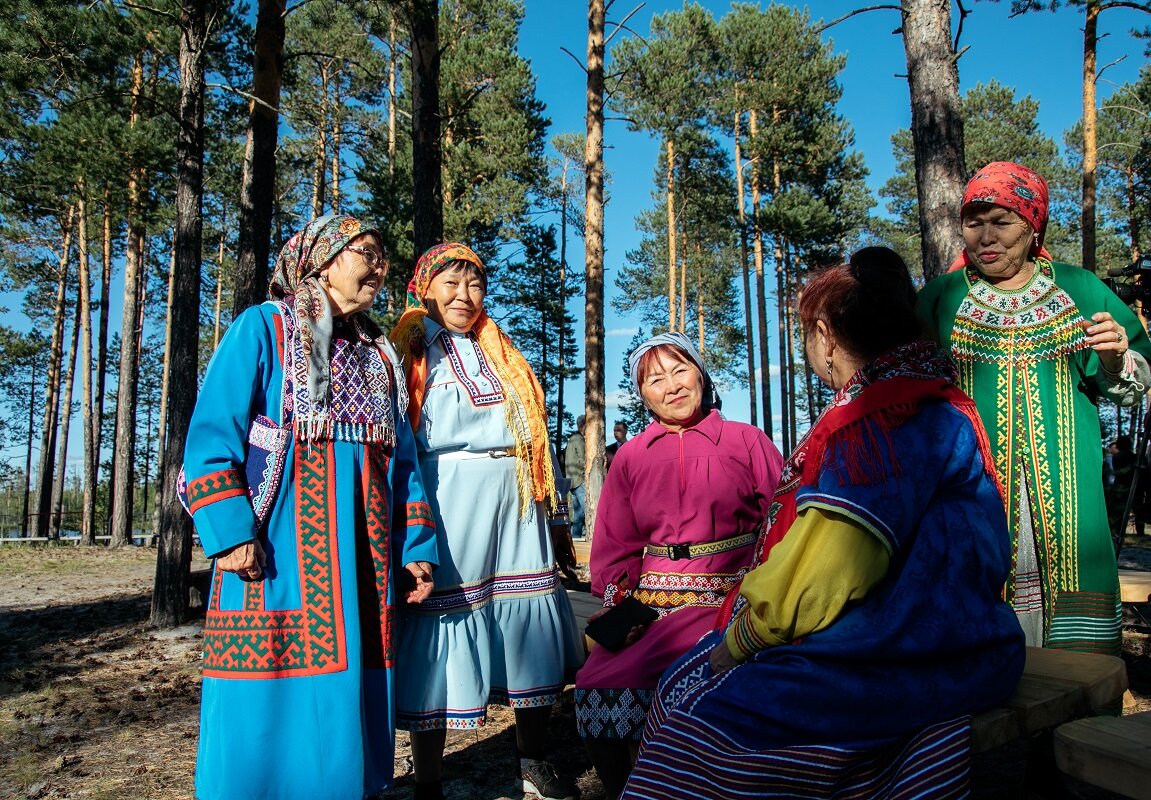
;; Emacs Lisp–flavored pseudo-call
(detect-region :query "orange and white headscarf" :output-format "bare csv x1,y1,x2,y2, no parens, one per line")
391,242,556,514
948,161,1053,272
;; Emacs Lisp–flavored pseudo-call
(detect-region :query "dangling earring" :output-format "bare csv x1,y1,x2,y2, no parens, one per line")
825,358,833,380
1033,233,1040,251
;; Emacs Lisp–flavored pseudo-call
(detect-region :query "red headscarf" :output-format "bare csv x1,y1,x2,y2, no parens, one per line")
947,161,1053,272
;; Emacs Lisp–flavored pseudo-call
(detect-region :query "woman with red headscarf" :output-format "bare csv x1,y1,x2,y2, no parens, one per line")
920,161,1151,656
390,243,584,800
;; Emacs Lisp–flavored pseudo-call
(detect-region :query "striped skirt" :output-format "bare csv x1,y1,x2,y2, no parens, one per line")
622,639,973,800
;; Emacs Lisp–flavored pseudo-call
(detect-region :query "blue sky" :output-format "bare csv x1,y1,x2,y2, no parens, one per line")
518,0,1150,442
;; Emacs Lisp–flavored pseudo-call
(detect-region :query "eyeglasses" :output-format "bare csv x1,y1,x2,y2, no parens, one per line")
344,245,387,271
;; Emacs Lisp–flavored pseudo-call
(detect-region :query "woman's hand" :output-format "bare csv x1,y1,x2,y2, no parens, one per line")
216,540,266,581
708,640,740,675
402,561,435,604
1086,312,1129,371
586,605,649,647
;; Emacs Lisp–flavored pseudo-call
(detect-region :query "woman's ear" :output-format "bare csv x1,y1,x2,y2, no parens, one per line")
815,319,835,358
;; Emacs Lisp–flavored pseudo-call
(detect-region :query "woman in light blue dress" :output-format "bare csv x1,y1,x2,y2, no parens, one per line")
391,243,584,800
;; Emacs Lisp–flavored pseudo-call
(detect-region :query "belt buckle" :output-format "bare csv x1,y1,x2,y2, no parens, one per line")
667,544,691,561
488,449,510,458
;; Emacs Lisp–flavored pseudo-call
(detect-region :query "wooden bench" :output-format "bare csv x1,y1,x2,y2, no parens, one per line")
1054,711,1151,800
971,647,1129,753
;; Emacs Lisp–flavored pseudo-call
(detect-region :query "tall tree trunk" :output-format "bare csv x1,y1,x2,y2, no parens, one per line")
21,360,36,537
110,201,147,545
410,0,443,254
582,0,606,542
749,111,773,437
557,186,568,446
665,138,678,331
235,0,285,316
775,237,790,455
1128,170,1142,261
214,225,225,349
1081,0,1099,270
153,241,177,541
732,112,757,427
387,17,397,174
783,241,799,448
75,189,97,546
34,207,75,539
696,246,704,354
311,64,329,217
93,194,113,499
153,0,207,627
901,0,966,281
51,298,82,540
678,221,688,332
331,83,342,214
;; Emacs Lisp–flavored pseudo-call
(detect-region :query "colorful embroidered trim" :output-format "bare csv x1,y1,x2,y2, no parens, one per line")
186,469,246,515
201,442,348,678
409,568,559,614
406,500,434,528
440,331,505,407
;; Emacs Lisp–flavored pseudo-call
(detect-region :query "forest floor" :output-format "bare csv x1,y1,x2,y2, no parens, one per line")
0,542,1149,800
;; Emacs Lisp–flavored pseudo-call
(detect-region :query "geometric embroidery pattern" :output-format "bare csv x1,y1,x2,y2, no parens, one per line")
359,443,393,670
202,442,348,678
574,688,654,740
441,331,505,407
409,567,559,615
406,500,434,528
187,468,246,514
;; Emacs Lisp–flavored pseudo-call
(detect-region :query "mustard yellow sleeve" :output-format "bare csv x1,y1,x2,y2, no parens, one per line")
724,507,890,661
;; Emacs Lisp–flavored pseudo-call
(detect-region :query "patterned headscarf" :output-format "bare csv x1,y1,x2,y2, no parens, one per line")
949,161,1052,272
268,214,402,444
391,242,556,513
627,331,720,414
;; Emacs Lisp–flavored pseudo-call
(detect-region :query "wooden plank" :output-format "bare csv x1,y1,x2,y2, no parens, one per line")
971,706,1023,753
1018,647,1128,713
1120,569,1151,604
1054,712,1151,800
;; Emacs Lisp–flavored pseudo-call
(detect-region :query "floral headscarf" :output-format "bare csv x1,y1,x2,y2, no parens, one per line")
949,161,1053,272
391,242,556,513
269,214,401,444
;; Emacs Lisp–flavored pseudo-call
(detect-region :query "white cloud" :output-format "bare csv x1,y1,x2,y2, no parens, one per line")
605,327,640,338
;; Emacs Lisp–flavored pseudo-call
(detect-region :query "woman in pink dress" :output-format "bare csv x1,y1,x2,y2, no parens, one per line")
573,332,783,799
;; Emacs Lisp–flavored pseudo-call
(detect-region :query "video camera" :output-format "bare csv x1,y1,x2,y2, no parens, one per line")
1104,256,1151,306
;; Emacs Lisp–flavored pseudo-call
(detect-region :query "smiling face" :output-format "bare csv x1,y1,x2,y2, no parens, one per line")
639,348,705,432
424,262,486,333
321,233,387,316
961,203,1036,288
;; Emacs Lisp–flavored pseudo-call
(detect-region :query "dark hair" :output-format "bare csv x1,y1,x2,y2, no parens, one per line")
798,247,923,361
635,344,721,413
437,259,487,293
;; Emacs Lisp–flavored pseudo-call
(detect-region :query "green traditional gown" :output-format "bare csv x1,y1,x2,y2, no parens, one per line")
919,260,1151,655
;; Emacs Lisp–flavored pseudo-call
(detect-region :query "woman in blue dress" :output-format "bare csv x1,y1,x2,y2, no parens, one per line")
391,242,584,800
185,215,439,800
622,248,1026,800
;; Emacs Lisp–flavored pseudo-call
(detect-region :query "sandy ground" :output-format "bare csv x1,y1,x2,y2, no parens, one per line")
0,543,1148,800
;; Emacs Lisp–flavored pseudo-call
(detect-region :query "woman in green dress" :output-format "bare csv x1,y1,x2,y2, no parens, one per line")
919,161,1151,655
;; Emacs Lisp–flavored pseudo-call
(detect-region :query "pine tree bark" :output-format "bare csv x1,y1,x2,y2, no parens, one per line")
410,0,443,254
75,189,97,546
749,111,773,438
153,0,208,627
901,0,966,281
152,242,177,541
51,298,82,540
732,112,758,428
33,207,74,539
235,0,285,316
666,138,678,331
92,196,113,509
1081,0,1099,270
582,0,606,542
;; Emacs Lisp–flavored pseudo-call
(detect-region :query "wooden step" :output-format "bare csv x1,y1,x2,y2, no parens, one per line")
1054,711,1151,800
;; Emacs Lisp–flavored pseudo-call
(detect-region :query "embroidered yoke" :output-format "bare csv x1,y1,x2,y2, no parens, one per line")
920,260,1151,654
185,303,438,800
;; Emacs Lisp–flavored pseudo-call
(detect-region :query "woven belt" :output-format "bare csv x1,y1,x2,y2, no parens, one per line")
645,532,757,561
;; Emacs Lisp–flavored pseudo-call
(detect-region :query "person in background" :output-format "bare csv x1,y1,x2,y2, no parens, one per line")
185,215,438,800
565,415,587,540
390,242,584,800
605,420,629,470
919,161,1151,654
622,247,1025,800
1106,435,1136,539
574,332,783,799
